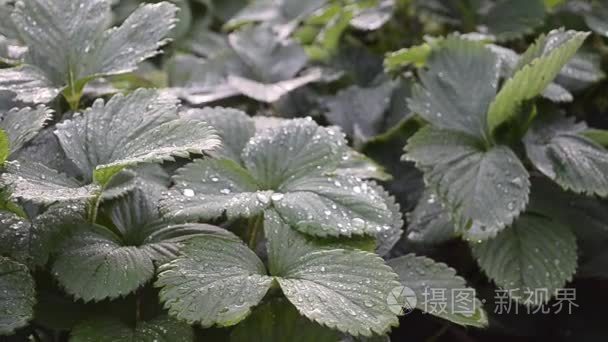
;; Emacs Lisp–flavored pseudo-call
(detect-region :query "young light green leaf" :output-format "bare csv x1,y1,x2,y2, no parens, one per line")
231,298,339,342
486,29,589,134
1,159,99,204
70,315,194,342
408,36,499,140
0,257,35,335
471,214,577,306
156,232,273,327
54,89,220,185
265,210,401,337
1,0,177,103
0,129,8,165
388,254,487,327
405,127,530,239
524,113,608,196
384,43,433,72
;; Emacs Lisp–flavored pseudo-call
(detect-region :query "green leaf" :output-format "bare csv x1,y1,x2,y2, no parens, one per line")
384,43,432,72
242,118,347,189
336,150,391,182
405,127,530,239
1,159,99,204
53,185,224,301
0,210,33,264
370,182,403,256
0,129,8,165
545,0,565,10
52,224,156,302
225,0,326,30
408,36,499,140
162,119,395,237
70,315,193,342
265,210,401,337
350,0,395,31
29,201,88,267
481,0,545,41
471,213,577,306
275,175,394,237
0,65,58,103
388,254,487,327
0,257,35,335
324,81,394,141
173,25,319,104
227,69,322,103
406,190,455,245
181,107,255,162
54,89,220,184
583,129,608,147
524,113,608,196
486,29,588,134
585,1,608,38
489,44,579,103
1,0,177,103
0,105,51,156
167,51,245,104
161,158,268,221
227,24,316,96
231,298,339,342
156,232,272,327
0,2,18,40
84,2,178,77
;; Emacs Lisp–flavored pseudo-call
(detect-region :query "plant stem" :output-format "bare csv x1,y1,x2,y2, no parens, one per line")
135,290,142,323
247,214,263,250
426,323,449,342
88,194,102,224
64,68,82,111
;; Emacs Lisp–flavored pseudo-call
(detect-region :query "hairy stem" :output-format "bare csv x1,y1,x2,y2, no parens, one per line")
87,194,103,224
247,214,264,250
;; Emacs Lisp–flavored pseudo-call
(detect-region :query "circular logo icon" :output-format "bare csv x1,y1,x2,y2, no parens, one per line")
387,286,417,315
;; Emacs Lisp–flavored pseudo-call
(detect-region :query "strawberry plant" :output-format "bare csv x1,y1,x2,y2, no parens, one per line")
2,0,608,341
